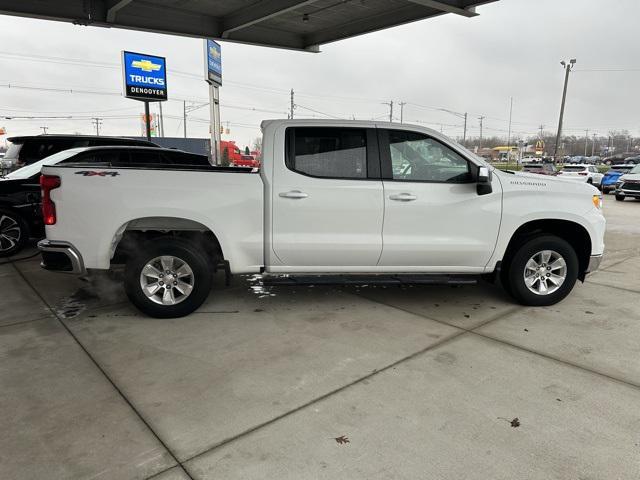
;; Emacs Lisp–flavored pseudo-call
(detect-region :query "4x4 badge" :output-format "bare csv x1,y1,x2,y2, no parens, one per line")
75,171,120,177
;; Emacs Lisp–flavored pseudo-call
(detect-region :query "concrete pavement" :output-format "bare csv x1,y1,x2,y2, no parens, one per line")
1,197,639,479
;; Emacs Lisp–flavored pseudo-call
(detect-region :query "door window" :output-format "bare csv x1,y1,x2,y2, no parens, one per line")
387,130,471,183
286,127,367,179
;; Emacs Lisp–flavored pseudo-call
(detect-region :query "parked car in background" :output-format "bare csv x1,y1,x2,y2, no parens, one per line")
0,146,210,257
521,156,541,164
587,156,601,164
3,135,158,171
601,164,634,193
623,155,640,165
615,164,640,201
557,164,604,186
522,163,558,176
232,153,260,168
568,155,591,164
603,153,635,165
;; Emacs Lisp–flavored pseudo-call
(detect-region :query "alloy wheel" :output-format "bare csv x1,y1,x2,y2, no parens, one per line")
0,215,21,253
139,255,194,305
523,250,567,295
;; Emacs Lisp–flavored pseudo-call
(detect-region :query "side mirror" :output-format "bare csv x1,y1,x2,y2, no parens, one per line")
477,166,493,195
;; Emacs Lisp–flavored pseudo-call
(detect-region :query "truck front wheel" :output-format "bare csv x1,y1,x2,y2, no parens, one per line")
504,235,579,306
124,237,212,318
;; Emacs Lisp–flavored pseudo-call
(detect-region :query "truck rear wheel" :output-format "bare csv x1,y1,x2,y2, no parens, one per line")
504,235,578,307
124,237,212,318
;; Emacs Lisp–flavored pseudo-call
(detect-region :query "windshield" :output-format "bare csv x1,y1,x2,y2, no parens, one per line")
631,165,640,174
562,166,585,172
610,166,632,172
4,148,83,180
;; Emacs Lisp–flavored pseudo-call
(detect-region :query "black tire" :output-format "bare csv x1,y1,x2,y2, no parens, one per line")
615,195,625,202
0,208,28,258
504,235,579,307
124,237,213,318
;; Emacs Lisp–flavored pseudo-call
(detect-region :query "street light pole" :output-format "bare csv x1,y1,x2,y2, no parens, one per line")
554,58,576,162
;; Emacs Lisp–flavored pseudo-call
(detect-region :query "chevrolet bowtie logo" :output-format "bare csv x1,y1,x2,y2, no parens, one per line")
131,59,161,72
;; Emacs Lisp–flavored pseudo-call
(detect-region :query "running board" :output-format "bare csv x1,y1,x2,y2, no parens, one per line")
262,274,478,286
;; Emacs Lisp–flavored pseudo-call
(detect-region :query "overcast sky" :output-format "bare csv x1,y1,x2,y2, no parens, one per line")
1,0,639,149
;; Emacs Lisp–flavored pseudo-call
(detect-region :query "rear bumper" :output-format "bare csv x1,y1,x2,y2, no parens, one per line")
586,254,602,274
37,240,86,275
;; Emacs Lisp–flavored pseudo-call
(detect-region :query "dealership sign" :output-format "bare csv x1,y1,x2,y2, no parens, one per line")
122,51,167,101
204,39,222,86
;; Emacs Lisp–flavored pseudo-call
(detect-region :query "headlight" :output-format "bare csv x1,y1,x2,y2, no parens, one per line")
592,194,603,209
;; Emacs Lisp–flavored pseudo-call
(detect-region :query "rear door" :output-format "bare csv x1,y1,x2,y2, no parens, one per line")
377,128,501,271
271,126,383,269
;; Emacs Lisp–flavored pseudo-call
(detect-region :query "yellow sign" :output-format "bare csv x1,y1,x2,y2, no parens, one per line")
131,59,162,72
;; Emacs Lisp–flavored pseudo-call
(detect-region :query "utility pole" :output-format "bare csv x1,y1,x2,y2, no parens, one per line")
591,133,597,156
382,100,393,122
183,100,187,138
463,112,467,143
539,124,545,138
399,102,406,123
478,115,485,149
158,102,165,138
289,89,295,119
91,117,103,136
506,97,513,164
584,129,589,156
40,126,48,134
554,58,576,161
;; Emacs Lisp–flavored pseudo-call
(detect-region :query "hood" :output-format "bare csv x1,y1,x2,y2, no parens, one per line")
619,173,640,182
496,169,599,195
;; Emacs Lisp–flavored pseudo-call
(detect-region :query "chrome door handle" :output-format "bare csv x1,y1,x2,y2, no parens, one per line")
279,190,308,199
389,193,417,201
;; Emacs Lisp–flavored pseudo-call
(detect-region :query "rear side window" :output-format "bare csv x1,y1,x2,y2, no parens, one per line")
286,127,367,179
21,138,76,163
66,150,130,165
161,151,210,166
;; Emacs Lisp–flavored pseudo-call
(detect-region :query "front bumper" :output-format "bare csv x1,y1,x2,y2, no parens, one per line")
616,189,640,198
38,240,86,275
586,254,602,274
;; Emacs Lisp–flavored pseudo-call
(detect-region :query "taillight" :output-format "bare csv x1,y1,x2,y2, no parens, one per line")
40,175,61,225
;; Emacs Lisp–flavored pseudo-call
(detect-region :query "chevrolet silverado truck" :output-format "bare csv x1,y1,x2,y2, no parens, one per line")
38,120,605,318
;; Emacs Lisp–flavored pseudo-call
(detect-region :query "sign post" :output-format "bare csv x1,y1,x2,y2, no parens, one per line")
121,51,168,141
204,39,222,165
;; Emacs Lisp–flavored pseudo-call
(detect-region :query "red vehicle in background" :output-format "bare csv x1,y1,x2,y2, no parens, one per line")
220,140,260,168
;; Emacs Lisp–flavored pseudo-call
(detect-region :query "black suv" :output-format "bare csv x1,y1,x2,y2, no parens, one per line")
2,135,157,172
0,146,211,257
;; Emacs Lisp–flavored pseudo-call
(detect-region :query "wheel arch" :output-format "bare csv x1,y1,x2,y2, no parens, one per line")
501,219,592,281
110,216,225,270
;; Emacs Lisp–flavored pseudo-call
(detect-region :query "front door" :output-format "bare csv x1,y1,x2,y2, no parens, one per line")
271,126,384,270
377,129,502,271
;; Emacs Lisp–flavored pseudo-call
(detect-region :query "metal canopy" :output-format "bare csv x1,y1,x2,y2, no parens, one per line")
0,0,496,51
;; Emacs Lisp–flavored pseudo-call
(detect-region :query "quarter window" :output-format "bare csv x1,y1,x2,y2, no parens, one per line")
287,127,367,179
387,130,471,183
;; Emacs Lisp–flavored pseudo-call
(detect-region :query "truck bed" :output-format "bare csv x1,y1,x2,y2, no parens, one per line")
41,163,264,273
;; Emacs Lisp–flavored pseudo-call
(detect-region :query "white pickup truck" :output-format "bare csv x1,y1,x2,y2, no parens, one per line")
38,120,605,318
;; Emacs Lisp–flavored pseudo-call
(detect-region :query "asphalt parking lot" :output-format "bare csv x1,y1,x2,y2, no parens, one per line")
1,198,639,480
